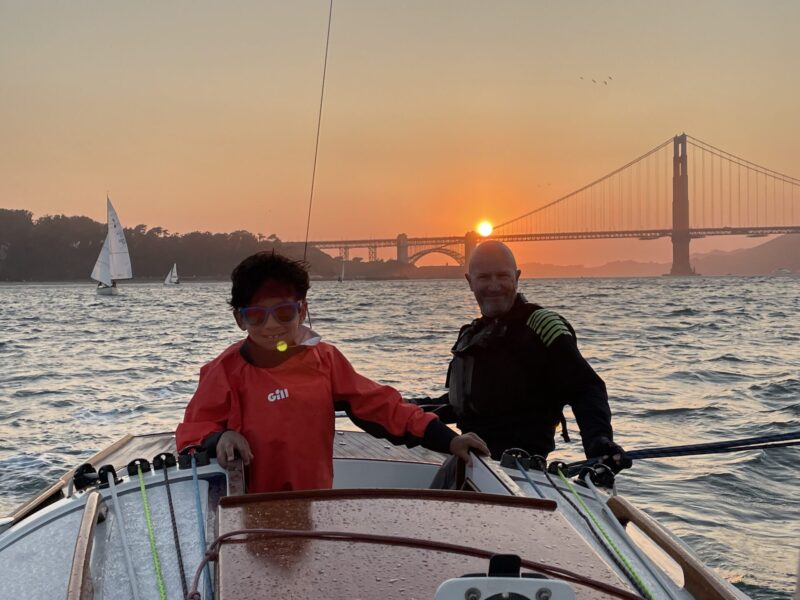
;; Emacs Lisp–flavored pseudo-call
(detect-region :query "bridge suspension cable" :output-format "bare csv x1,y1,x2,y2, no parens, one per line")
492,137,675,238
687,135,800,184
687,135,799,230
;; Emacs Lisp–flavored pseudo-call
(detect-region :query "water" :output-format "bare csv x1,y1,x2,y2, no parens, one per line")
1,277,798,598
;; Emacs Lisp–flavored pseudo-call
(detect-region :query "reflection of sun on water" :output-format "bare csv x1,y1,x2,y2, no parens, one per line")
477,221,493,237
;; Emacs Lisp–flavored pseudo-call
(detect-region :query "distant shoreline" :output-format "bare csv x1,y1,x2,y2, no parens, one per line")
2,272,797,285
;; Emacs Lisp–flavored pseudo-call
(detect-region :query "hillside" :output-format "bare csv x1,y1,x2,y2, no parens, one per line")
692,234,800,275
519,234,800,278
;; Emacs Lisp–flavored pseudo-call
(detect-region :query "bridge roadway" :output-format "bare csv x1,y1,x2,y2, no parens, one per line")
294,225,800,266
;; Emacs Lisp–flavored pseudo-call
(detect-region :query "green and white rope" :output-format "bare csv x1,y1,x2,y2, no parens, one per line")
137,464,167,600
557,469,655,600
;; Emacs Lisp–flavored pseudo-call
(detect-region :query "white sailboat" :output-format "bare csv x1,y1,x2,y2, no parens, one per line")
163,263,180,286
90,197,132,296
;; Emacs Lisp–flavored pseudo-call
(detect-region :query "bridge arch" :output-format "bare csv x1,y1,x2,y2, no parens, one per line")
408,247,465,266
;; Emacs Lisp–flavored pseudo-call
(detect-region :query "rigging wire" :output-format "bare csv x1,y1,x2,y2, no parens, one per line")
159,455,188,598
191,454,215,600
513,456,545,498
105,472,142,600
303,0,334,261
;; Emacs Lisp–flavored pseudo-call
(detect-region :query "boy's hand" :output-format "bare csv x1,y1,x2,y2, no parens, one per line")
449,432,490,466
216,431,254,468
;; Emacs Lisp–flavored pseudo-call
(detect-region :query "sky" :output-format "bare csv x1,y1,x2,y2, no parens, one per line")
2,1,799,266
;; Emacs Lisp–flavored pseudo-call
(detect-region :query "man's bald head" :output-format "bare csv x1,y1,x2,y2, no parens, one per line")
467,241,518,276
465,241,521,318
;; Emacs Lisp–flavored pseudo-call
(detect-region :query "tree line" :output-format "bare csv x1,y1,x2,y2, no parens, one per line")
0,209,341,281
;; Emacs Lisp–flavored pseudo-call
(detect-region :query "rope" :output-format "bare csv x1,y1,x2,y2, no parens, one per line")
556,468,655,600
192,454,215,600
186,528,642,600
105,472,141,600
161,459,188,599
522,459,652,599
302,0,334,260
513,457,546,499
581,476,682,598
136,464,166,600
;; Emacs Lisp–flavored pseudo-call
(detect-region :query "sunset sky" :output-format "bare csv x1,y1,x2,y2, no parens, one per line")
2,1,799,266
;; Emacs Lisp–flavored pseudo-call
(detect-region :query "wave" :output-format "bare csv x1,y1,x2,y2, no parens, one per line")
749,378,800,400
665,307,703,317
708,353,746,363
666,369,755,383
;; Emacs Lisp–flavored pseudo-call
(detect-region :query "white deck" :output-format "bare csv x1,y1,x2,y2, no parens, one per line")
0,430,750,600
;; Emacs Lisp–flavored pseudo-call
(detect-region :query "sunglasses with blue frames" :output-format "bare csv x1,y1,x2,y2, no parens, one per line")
238,301,303,326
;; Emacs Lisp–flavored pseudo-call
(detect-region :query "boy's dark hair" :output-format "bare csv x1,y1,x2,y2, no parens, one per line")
229,251,310,309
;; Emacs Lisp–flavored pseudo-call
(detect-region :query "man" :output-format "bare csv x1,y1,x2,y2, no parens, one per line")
431,240,629,472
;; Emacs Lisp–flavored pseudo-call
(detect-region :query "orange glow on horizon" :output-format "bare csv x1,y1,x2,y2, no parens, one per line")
1,3,794,268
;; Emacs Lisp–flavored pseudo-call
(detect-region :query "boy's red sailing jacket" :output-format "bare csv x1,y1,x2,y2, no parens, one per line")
176,336,454,493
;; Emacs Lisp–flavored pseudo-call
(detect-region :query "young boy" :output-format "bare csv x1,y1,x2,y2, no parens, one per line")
176,251,488,493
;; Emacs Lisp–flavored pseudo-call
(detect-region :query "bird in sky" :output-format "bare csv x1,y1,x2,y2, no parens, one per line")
581,75,614,85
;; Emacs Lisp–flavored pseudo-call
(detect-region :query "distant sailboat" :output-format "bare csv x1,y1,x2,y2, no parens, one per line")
164,263,180,285
90,197,132,295
337,260,344,282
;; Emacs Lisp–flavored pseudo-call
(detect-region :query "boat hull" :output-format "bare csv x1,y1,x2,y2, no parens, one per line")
96,285,119,296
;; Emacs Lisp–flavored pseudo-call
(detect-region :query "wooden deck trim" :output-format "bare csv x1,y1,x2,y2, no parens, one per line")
66,490,107,600
219,487,557,511
607,495,740,600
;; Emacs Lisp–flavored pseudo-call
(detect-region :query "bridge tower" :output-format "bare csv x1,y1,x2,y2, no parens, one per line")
396,234,409,264
464,231,479,267
670,134,694,275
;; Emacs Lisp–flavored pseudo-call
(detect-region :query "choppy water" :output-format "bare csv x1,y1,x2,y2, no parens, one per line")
1,277,798,598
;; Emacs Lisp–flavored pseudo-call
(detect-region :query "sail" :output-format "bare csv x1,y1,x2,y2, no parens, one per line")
106,198,132,280
90,236,113,286
164,263,179,285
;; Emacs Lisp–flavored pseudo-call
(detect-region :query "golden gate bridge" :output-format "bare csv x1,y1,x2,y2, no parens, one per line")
294,134,800,274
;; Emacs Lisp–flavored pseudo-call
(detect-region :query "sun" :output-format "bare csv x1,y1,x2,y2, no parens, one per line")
476,221,493,237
